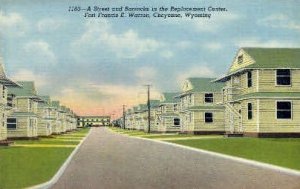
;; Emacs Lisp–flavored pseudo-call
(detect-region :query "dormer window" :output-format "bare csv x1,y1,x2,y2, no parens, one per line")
238,55,243,64
276,69,291,86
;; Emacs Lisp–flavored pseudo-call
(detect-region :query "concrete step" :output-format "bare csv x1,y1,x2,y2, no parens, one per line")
0,140,14,146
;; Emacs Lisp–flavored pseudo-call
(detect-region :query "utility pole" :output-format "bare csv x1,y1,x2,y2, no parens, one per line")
144,85,151,133
123,105,126,130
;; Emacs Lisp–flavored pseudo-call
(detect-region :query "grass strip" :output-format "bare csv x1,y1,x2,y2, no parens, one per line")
167,138,300,170
0,127,90,189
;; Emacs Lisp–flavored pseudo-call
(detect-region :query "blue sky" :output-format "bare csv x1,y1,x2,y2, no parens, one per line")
1,0,300,116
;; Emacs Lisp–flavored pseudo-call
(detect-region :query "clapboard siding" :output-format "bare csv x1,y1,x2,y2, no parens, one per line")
37,120,52,136
259,99,300,132
229,49,255,73
0,105,7,140
7,117,38,138
0,84,7,106
259,69,300,92
193,111,225,131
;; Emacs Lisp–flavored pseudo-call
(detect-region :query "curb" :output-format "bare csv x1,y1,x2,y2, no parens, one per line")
121,132,300,177
27,129,92,189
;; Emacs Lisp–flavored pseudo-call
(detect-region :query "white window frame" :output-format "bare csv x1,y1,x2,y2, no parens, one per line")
275,69,291,87
204,93,214,104
275,100,292,120
247,71,252,88
7,118,17,129
247,102,253,120
173,117,180,127
204,112,213,123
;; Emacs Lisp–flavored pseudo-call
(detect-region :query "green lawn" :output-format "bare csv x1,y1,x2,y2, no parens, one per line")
142,134,197,139
168,138,300,170
0,127,90,189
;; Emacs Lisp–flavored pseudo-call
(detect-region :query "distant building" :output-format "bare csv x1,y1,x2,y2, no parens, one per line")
78,116,111,127
37,96,53,136
178,78,225,135
156,92,181,133
7,81,41,139
0,58,19,141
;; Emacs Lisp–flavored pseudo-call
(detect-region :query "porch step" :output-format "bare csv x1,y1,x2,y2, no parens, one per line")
0,140,14,146
225,133,244,137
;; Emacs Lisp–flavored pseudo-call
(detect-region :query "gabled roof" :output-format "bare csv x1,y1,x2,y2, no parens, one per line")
215,48,300,82
8,81,41,100
242,48,300,70
150,100,160,108
0,58,20,87
161,92,179,103
233,92,300,101
136,100,160,112
51,101,60,108
181,78,224,95
38,96,51,107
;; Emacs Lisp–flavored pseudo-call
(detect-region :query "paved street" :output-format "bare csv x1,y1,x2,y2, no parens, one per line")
52,127,300,189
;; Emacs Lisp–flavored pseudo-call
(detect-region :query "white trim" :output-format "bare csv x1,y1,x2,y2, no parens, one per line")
247,102,253,120
132,136,300,177
275,69,292,87
256,99,260,133
204,92,214,104
275,100,293,120
231,96,300,102
256,69,259,92
204,112,214,123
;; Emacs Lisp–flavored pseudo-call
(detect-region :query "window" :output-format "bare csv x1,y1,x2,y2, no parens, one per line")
205,93,214,103
247,72,252,88
7,118,17,129
173,104,178,111
238,55,243,64
205,112,213,123
2,85,5,98
189,113,192,123
189,94,192,104
277,101,292,119
248,103,253,120
29,100,32,110
276,69,291,86
174,118,180,127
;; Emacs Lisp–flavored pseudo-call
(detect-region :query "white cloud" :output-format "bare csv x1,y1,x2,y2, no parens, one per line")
177,65,216,85
204,42,222,51
135,66,157,84
160,50,174,59
235,37,300,48
72,19,163,59
175,41,192,49
37,18,65,32
23,40,57,65
258,14,300,31
11,69,48,88
0,11,28,36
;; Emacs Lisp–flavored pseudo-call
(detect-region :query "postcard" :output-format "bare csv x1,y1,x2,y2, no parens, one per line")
0,0,299,189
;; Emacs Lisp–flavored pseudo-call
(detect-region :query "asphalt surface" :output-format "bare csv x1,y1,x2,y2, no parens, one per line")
52,127,300,189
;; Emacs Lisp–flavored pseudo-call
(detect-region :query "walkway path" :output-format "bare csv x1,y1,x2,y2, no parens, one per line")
52,127,300,189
